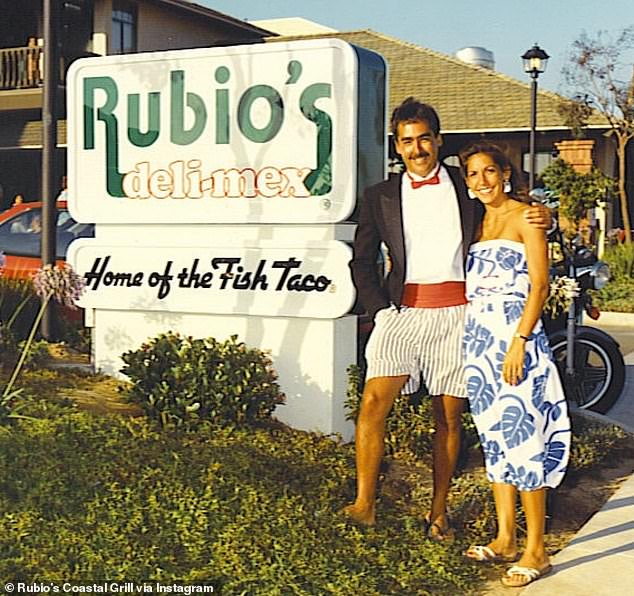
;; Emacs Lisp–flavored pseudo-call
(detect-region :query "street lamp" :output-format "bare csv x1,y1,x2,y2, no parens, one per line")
522,43,549,190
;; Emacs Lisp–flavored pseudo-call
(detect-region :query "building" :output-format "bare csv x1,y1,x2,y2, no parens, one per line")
0,0,274,208
258,22,634,231
262,27,612,182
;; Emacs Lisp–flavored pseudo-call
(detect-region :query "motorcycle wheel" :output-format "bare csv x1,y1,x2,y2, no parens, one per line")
550,329,626,414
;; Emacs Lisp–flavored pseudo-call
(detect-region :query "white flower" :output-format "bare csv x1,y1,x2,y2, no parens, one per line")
544,276,580,318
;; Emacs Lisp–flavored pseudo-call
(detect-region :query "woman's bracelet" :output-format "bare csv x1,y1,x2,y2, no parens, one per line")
513,332,530,341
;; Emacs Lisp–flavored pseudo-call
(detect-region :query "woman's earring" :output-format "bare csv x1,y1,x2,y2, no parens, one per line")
467,188,477,199
503,180,512,193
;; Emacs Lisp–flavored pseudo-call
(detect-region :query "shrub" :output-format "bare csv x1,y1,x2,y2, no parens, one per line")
120,332,285,428
0,276,90,356
592,277,634,313
0,322,19,369
541,158,614,236
0,277,39,341
345,365,478,462
602,242,634,279
346,365,435,460
0,407,483,593
568,414,629,473
1,327,52,372
591,243,634,312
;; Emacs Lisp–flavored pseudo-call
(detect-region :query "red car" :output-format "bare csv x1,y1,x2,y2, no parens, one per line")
0,201,93,278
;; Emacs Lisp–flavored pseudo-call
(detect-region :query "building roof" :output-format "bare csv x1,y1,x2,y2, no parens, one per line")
266,29,607,133
251,17,338,36
150,0,276,37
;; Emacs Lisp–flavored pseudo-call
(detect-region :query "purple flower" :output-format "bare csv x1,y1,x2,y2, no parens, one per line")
32,264,86,309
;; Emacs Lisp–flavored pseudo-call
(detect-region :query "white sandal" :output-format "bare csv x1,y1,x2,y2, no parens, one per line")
465,545,518,563
501,564,553,587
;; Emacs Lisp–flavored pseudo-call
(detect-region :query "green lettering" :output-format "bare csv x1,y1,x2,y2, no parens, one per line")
128,92,160,147
300,83,333,195
238,85,284,143
170,70,207,145
215,67,230,144
83,76,124,197
286,60,302,84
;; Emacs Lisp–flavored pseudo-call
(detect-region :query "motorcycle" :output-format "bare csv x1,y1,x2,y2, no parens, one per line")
543,226,626,413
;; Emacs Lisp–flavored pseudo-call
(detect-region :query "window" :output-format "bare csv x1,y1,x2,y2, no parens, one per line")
112,1,137,55
522,151,555,179
0,208,94,259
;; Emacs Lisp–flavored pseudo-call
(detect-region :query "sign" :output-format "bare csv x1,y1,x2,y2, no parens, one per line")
67,39,382,225
68,240,355,319
65,38,386,438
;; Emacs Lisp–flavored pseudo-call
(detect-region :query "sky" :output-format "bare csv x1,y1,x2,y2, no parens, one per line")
200,0,634,94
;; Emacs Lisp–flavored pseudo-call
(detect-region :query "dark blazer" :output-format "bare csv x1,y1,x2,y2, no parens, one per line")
350,164,484,320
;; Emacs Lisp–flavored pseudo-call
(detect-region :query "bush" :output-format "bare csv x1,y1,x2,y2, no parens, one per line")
1,326,51,372
120,332,285,428
541,158,614,235
568,413,629,473
0,277,40,342
592,243,634,312
345,365,478,463
346,365,436,460
602,242,634,279
0,322,19,369
593,277,634,313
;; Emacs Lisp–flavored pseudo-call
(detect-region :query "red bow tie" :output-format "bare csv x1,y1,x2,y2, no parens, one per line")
407,165,441,189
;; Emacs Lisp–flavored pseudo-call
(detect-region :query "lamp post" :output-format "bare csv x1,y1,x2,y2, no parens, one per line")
522,43,549,191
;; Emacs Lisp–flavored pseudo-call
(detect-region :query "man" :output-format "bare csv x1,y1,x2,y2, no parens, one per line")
344,97,549,537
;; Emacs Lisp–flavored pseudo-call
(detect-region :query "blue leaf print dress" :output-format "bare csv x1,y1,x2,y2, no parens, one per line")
464,239,570,490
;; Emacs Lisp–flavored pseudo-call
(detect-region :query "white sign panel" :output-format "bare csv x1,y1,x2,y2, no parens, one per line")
67,40,359,224
68,240,355,319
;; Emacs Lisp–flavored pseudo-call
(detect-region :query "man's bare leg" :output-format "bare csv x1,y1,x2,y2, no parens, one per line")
427,393,464,538
343,374,409,525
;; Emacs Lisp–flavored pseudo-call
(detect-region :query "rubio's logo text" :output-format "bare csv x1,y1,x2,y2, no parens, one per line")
83,61,333,200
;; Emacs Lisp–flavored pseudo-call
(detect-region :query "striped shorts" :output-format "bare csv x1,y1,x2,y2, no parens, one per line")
365,304,467,397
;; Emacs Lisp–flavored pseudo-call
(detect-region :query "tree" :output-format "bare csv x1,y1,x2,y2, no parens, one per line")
541,158,614,241
563,26,634,243
557,94,593,140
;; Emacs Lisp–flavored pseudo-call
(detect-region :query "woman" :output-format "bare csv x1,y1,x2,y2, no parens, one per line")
458,142,570,588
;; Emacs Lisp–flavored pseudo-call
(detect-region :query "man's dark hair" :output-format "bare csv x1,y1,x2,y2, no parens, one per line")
390,97,441,138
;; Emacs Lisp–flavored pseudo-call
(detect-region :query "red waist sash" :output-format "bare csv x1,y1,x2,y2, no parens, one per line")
401,281,467,308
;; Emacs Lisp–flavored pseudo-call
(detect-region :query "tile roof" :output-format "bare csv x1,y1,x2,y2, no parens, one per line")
151,0,275,36
266,30,607,133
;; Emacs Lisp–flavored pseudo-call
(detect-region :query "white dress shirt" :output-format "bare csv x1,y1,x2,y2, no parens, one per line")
402,165,465,284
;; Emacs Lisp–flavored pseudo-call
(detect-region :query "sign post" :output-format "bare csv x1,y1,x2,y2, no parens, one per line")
67,40,386,440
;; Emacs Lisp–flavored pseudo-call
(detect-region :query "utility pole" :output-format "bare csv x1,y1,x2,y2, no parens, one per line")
41,0,59,338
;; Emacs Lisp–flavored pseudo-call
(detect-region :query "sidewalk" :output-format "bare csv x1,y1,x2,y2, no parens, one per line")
520,473,634,596
506,319,634,596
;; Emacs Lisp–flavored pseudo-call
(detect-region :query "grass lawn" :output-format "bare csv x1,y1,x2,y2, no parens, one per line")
1,366,633,595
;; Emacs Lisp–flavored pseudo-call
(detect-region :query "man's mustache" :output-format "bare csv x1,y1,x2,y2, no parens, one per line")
411,152,430,159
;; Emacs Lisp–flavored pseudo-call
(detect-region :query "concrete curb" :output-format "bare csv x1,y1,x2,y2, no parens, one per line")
570,405,634,437
592,311,634,327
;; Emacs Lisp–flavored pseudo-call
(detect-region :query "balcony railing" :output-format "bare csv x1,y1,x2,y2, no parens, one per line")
0,46,99,91
0,45,43,90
